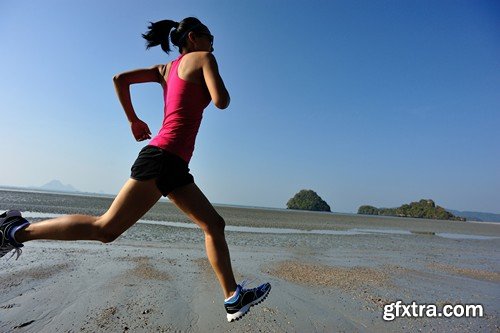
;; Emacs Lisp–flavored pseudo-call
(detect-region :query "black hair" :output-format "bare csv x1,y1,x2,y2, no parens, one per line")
142,17,209,54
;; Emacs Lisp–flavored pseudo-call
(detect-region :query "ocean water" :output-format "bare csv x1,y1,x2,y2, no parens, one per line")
2,188,499,245
0,189,351,248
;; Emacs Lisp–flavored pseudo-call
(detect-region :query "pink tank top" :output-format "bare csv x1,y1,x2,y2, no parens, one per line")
149,54,211,163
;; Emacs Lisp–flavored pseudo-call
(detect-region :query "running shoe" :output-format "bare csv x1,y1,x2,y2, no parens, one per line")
224,280,271,322
0,210,29,260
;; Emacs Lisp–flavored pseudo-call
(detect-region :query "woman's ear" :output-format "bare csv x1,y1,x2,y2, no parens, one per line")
187,31,197,44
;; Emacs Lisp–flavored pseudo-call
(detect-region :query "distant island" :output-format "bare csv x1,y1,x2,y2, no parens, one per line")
358,199,465,221
0,181,116,199
287,189,331,212
447,210,500,223
0,180,82,194
40,180,79,193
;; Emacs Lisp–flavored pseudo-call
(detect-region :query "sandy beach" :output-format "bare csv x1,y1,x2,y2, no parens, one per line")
1,203,499,332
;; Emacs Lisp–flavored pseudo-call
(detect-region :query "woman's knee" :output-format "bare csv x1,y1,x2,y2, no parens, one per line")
201,214,226,236
93,216,123,243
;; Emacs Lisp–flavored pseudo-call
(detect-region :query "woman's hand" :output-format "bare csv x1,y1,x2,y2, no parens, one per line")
131,119,152,141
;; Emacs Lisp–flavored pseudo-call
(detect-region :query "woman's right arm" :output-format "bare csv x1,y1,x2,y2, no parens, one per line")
113,65,165,141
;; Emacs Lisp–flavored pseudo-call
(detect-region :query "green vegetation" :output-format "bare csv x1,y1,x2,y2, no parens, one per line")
358,199,465,221
287,189,331,212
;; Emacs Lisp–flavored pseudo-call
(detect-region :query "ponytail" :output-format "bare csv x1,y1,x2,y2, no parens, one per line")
142,17,207,54
142,20,179,54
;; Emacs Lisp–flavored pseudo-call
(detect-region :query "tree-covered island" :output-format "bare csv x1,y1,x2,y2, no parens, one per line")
286,190,331,212
358,199,466,221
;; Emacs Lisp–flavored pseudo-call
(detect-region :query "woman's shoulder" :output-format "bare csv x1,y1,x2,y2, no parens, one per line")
178,52,215,74
183,51,215,63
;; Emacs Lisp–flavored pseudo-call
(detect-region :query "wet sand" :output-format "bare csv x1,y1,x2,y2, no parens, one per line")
1,210,499,332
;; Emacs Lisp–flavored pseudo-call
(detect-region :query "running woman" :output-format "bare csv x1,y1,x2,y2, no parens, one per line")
0,17,270,322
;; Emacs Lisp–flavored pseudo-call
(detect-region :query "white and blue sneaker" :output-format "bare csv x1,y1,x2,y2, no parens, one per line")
224,280,271,322
0,210,29,260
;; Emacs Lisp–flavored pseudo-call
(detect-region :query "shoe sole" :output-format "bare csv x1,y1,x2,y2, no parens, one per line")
227,285,271,322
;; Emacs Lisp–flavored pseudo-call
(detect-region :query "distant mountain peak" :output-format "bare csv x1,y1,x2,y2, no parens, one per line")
40,180,79,193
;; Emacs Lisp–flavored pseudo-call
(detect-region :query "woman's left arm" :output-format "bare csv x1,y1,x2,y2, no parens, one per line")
113,65,165,141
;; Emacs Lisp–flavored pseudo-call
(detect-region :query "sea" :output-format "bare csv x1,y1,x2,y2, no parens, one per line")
0,188,340,248
1,189,498,247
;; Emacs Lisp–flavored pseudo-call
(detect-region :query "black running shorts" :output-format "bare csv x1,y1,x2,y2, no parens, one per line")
130,145,194,196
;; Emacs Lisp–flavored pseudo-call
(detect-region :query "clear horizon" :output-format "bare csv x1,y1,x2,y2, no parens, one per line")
1,181,498,216
1,1,499,214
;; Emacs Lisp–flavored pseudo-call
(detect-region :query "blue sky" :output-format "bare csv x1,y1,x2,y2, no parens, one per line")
1,0,499,213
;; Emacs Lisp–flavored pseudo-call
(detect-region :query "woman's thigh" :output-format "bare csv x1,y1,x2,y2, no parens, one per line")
98,178,162,234
168,183,224,232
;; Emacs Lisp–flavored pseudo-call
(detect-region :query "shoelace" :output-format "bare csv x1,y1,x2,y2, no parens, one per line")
239,277,256,291
6,247,23,260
